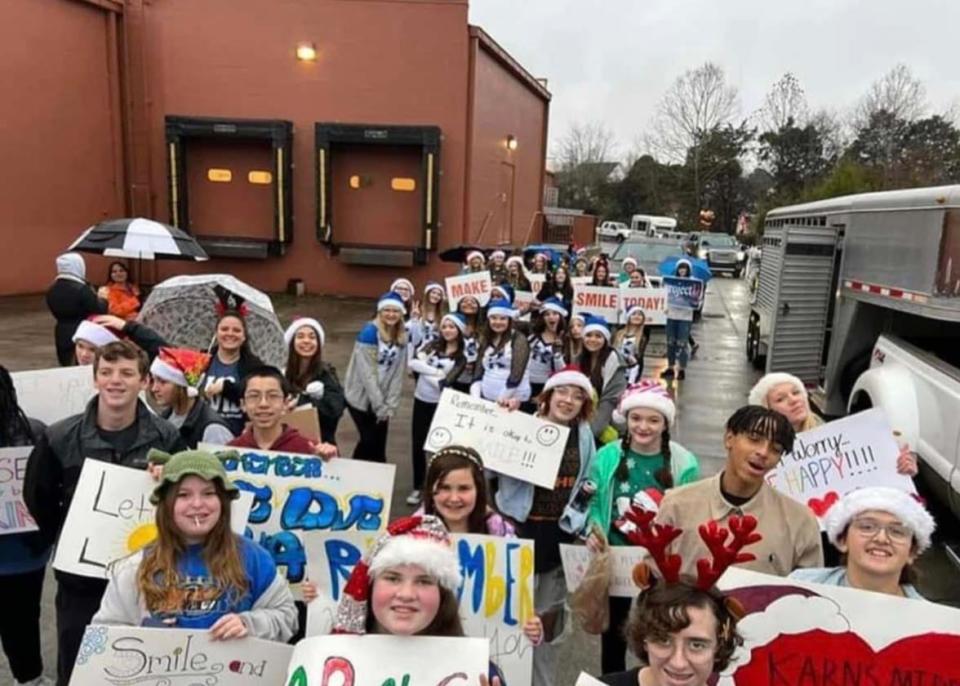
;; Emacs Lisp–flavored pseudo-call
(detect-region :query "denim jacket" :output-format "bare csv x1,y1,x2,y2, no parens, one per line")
495,421,597,524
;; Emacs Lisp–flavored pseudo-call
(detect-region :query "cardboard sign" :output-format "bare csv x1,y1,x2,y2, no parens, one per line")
304,532,534,686
715,567,960,685
0,447,37,535
286,405,321,443
528,273,546,294
199,443,395,588
446,272,493,308
53,461,253,579
12,365,95,424
575,673,608,686
572,285,620,323
424,389,570,489
70,625,294,685
285,635,489,686
766,409,917,527
662,276,704,310
513,290,536,322
619,285,667,325
570,276,592,287
559,543,649,598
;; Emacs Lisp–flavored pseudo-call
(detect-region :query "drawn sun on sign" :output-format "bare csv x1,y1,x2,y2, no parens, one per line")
112,521,158,560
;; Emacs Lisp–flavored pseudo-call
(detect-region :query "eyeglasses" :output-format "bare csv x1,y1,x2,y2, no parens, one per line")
850,518,912,544
553,386,588,403
243,391,285,404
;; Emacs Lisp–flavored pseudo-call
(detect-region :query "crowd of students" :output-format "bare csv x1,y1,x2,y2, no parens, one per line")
0,249,934,686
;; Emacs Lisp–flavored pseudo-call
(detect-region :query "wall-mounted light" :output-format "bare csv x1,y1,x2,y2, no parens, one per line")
296,42,317,62
506,135,518,151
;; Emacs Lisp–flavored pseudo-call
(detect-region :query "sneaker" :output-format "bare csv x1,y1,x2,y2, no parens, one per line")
19,676,55,686
690,342,700,358
405,490,421,506
677,369,686,380
661,368,675,380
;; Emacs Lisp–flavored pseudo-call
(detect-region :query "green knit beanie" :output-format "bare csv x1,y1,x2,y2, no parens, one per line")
148,448,241,505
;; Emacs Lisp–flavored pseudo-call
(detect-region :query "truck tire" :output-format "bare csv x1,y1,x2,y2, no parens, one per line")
746,316,766,370
849,390,873,413
840,352,871,405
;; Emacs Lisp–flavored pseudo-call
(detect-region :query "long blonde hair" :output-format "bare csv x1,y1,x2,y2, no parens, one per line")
375,311,407,346
612,311,646,349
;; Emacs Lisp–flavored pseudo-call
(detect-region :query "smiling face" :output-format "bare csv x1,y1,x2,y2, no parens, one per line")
459,297,479,315
150,376,182,408
723,428,785,489
534,255,546,270
216,315,246,354
628,310,646,327
379,306,403,327
595,264,608,281
488,314,510,334
837,510,917,582
583,331,606,352
569,319,584,340
628,408,667,452
555,268,568,285
427,288,444,305
644,605,719,686
370,564,441,635
95,356,147,412
766,382,809,428
393,283,413,302
546,385,588,424
677,265,691,278
75,339,98,366
507,262,522,277
439,320,460,343
630,270,646,286
293,326,319,359
171,475,223,544
241,375,286,431
431,467,478,533
110,262,129,284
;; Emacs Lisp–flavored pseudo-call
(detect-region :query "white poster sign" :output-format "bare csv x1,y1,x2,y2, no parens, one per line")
559,543,649,598
528,273,547,294
70,625,294,686
304,532,533,686
765,409,916,527
572,285,619,323
13,365,95,424
53,460,253,579
446,272,493,308
285,635,489,686
199,444,395,590
424,389,570,489
514,290,536,322
570,276,593,287
576,672,608,686
619,285,667,325
0,447,37,535
715,567,960,685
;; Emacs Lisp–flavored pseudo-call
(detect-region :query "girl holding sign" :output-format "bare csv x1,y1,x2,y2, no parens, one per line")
577,315,628,444
586,382,701,673
406,314,468,506
527,298,568,402
471,299,531,404
94,449,298,640
612,306,650,384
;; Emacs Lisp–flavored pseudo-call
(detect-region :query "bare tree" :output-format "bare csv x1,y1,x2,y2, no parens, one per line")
554,121,617,171
808,108,848,162
758,72,808,132
647,62,739,207
855,63,927,125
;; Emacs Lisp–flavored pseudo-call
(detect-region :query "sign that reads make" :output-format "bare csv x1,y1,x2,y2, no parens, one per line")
445,272,492,308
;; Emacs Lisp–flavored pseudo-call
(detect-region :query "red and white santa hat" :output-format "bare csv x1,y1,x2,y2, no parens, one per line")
748,372,807,408
543,365,594,396
332,515,462,635
72,318,120,348
613,379,676,425
149,347,211,398
465,250,486,264
824,486,936,553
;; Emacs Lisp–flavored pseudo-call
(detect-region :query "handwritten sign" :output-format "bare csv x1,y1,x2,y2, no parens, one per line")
559,543,649,598
619,285,667,325
572,285,620,323
570,276,592,287
12,365,95,424
53,461,253,579
304,532,534,686
446,272,493,308
199,443,395,588
70,625,294,685
662,276,704,311
766,409,916,527
0,447,37,535
424,389,570,489
715,567,960,686
286,635,489,686
528,273,546,295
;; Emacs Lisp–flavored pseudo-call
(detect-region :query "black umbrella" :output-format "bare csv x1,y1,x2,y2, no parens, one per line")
438,244,516,263
68,217,208,261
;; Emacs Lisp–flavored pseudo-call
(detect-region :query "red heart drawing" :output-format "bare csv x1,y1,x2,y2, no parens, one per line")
807,491,840,517
732,629,960,684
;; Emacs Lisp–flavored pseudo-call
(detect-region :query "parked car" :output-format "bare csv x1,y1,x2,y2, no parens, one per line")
695,232,745,276
596,220,631,241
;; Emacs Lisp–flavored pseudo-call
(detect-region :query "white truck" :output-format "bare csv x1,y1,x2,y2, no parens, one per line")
746,186,960,536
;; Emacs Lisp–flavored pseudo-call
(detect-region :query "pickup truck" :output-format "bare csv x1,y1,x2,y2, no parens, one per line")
596,221,631,241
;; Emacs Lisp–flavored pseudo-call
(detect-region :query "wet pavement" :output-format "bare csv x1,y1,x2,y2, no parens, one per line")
0,275,956,684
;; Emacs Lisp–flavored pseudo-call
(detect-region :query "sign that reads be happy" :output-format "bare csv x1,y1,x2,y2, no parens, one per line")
425,389,570,489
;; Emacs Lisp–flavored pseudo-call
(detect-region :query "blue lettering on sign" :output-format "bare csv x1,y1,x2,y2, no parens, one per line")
281,490,384,531
234,480,273,524
457,540,485,613
258,531,306,582
505,541,519,626
222,452,324,478
325,540,363,600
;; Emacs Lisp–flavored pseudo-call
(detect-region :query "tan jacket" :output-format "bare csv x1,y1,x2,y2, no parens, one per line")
656,474,823,578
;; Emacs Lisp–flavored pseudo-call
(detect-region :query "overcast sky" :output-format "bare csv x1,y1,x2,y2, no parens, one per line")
468,0,960,162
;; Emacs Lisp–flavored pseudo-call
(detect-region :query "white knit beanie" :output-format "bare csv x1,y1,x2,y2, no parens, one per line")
825,487,935,553
748,372,807,408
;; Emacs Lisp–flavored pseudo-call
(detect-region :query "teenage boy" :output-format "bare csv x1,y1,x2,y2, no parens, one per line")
23,340,185,685
228,366,337,458
655,405,823,577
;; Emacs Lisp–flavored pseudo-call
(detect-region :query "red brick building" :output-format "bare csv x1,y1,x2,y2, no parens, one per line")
0,0,550,296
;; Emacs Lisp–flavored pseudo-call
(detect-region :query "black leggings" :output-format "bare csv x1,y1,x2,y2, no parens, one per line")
0,566,45,682
411,398,438,491
348,404,390,462
601,595,634,674
56,577,108,686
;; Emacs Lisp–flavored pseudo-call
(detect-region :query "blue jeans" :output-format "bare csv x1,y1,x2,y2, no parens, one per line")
665,318,692,368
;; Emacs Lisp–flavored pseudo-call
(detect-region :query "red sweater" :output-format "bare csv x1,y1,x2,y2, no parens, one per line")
228,425,315,454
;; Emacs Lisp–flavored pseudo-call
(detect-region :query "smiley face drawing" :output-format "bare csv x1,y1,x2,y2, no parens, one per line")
535,424,561,447
427,427,453,450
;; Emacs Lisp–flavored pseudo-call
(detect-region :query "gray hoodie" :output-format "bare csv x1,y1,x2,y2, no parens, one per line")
56,252,86,282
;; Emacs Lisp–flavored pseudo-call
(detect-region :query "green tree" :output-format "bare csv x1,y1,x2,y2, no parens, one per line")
758,117,832,197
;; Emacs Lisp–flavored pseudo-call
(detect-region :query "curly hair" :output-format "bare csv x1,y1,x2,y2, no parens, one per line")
626,582,742,673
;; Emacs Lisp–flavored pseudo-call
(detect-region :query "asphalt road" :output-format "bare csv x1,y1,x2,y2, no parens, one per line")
0,273,955,684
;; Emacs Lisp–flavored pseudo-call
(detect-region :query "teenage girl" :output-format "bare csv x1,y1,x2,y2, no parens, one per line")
611,306,649,384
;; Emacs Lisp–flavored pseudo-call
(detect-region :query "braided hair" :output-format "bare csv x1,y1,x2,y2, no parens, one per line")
615,412,673,489
0,366,32,447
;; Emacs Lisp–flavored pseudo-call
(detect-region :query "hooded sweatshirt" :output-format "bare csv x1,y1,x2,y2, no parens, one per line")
228,424,315,454
56,252,87,282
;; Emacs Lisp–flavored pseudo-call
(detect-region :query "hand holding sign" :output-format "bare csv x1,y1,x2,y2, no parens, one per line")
446,272,493,308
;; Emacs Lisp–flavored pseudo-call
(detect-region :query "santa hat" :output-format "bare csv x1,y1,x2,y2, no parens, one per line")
466,250,486,264
332,515,461,634
613,379,676,425
748,372,807,408
440,312,467,334
423,281,445,299
490,283,515,305
150,347,211,398
490,249,506,261
377,292,407,314
505,255,525,269
622,257,638,268
825,487,935,553
540,297,568,318
543,365,594,396
570,312,586,325
581,313,611,343
486,298,517,319
284,317,325,348
624,304,647,321
72,319,120,348
390,278,415,296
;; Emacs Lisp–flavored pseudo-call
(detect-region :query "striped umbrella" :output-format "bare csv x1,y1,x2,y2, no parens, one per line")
68,217,208,261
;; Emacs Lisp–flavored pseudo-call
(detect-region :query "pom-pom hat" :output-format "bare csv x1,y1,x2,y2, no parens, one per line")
748,372,808,408
543,365,593,396
541,297,568,318
377,291,407,314
613,379,676,425
825,487,936,553
284,317,325,348
333,515,461,634
150,347,211,398
72,319,119,348
581,313,611,343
